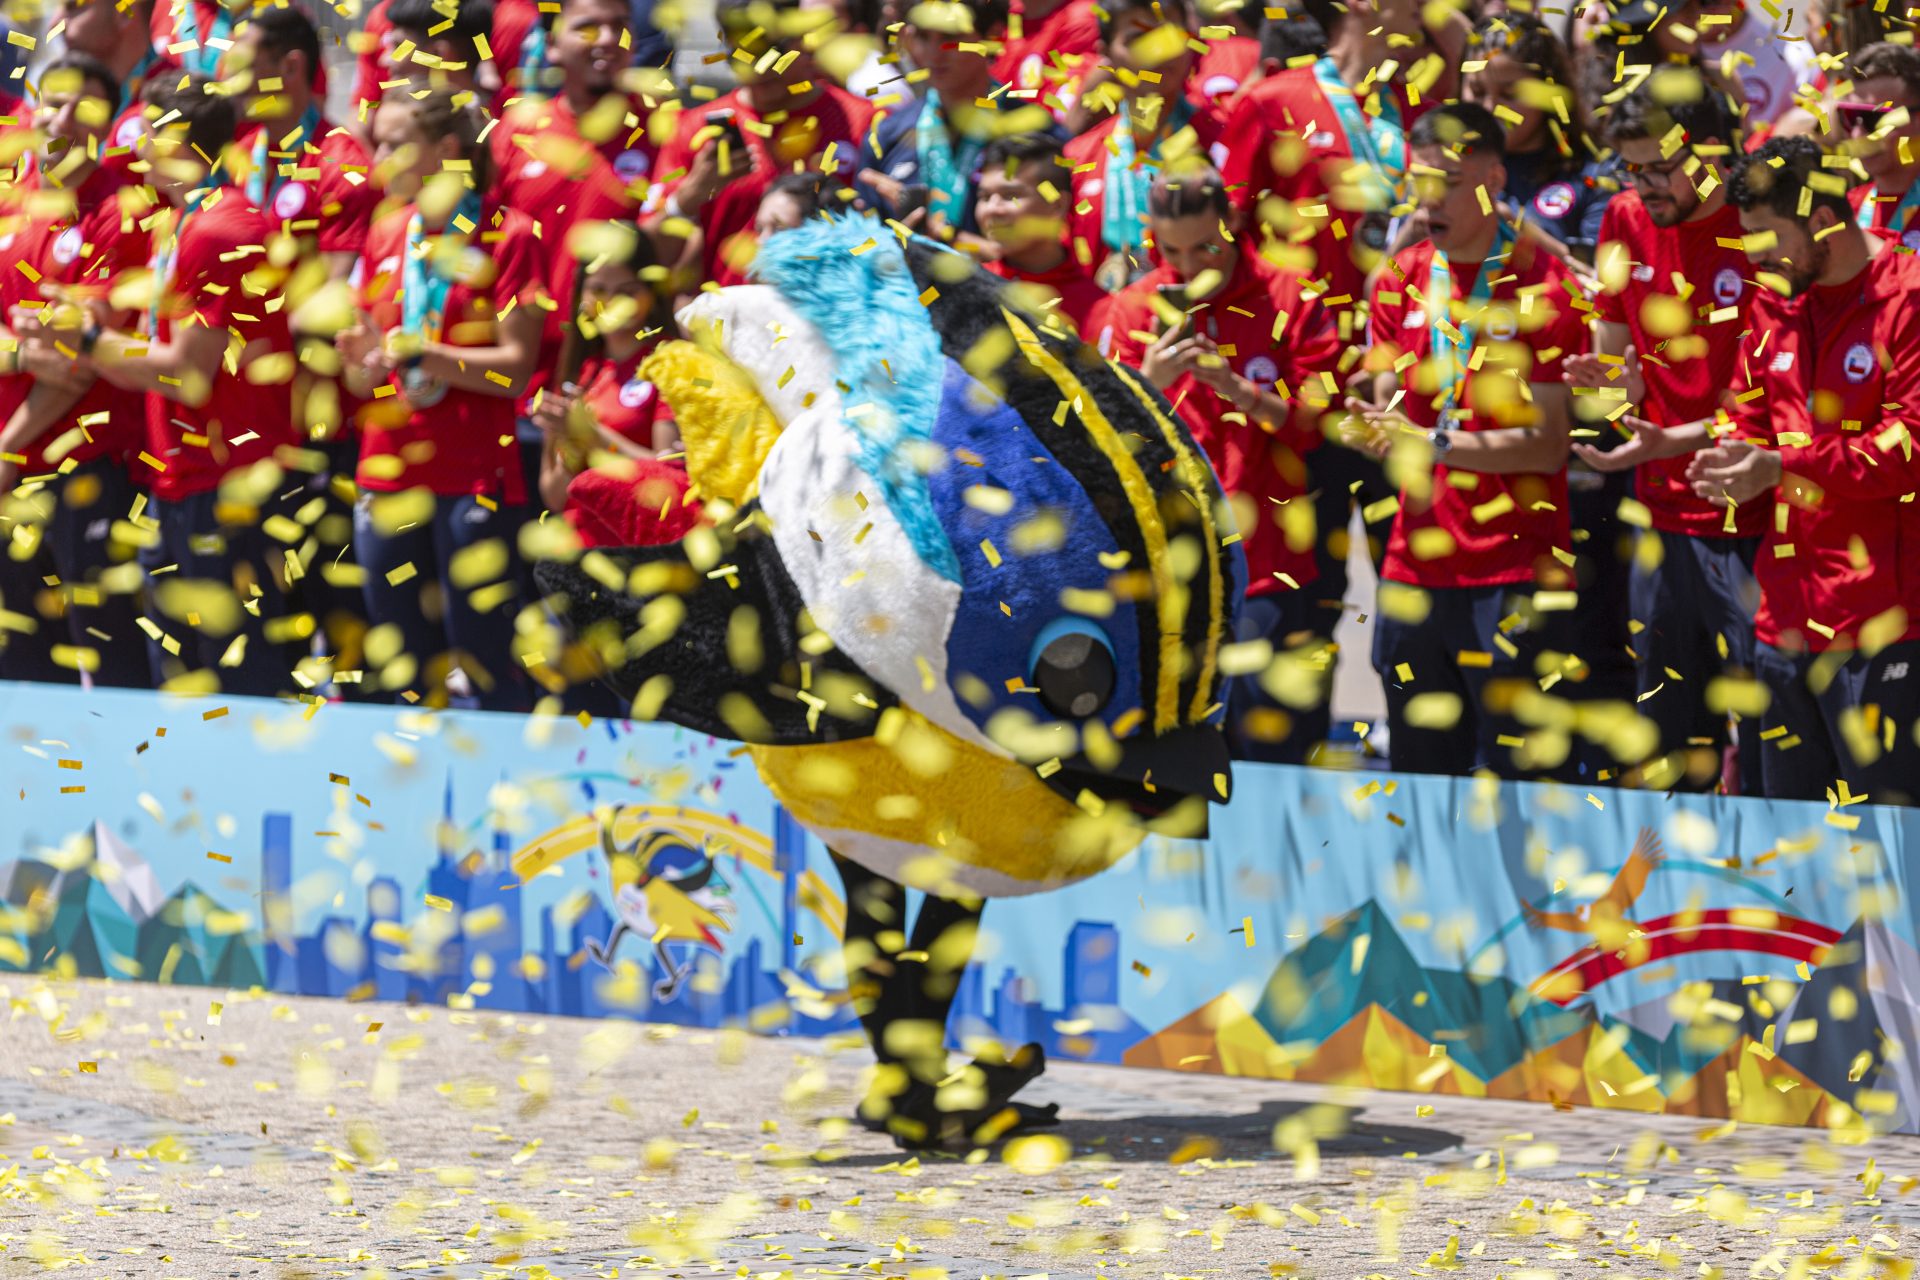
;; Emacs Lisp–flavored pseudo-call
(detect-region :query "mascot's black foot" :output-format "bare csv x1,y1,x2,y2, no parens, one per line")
865,1044,1057,1151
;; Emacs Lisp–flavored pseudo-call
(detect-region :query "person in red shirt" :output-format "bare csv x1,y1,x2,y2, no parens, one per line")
494,0,662,473
993,0,1100,120
533,226,690,546
1840,43,1920,251
0,55,153,688
973,132,1108,338
1062,0,1220,291
1102,168,1342,762
649,0,877,288
38,75,301,697
337,84,547,713
1217,0,1415,314
224,7,383,686
1563,79,1765,792
1687,136,1920,806
1351,103,1589,780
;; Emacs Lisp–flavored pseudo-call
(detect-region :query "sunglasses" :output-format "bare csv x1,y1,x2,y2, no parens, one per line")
1836,100,1891,132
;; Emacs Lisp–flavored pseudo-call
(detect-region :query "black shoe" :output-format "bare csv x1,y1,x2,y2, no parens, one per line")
854,1043,1049,1135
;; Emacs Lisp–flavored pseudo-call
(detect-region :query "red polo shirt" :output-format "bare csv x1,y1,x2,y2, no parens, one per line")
650,85,876,288
352,203,543,503
1103,251,1342,595
993,0,1101,117
1217,62,1395,323
1187,34,1258,124
236,118,377,261
1367,236,1587,590
1592,193,1765,538
494,93,654,378
139,187,297,501
1739,247,1920,653
0,163,152,472
984,253,1108,337
577,347,673,448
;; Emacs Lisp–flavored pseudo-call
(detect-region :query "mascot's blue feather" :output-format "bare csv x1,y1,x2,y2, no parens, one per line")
751,214,960,583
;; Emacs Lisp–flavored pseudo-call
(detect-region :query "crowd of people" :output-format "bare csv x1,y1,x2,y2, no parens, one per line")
0,0,1917,806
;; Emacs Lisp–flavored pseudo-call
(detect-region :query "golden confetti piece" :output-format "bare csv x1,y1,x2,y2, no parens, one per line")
207,851,231,864
1004,1133,1070,1175
424,894,452,911
1242,916,1256,947
202,707,228,720
78,1062,96,1074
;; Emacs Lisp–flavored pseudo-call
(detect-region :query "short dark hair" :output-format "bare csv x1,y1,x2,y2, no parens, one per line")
1852,41,1920,103
244,4,322,74
379,80,496,191
1259,13,1326,62
1603,66,1738,149
141,73,237,162
1727,135,1854,224
1098,0,1193,43
38,52,120,109
765,169,827,219
1294,0,1348,40
1148,164,1229,220
387,0,496,46
1407,100,1505,159
979,130,1066,175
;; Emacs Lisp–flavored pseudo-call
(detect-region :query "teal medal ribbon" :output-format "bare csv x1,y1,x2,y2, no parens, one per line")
399,191,484,409
247,104,322,208
915,89,985,224
1427,222,1516,430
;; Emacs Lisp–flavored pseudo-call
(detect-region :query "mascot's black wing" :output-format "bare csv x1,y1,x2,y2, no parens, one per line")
533,505,897,744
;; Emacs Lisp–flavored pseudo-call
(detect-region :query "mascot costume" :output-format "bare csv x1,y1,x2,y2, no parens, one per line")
538,214,1247,1149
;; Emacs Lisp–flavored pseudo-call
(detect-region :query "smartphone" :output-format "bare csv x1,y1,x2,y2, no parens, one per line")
1157,282,1191,333
895,183,932,219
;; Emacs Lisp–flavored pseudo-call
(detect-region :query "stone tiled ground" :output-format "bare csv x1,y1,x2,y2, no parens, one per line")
0,978,1913,1277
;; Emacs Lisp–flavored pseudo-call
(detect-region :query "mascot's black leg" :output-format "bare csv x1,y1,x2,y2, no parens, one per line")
831,853,1057,1150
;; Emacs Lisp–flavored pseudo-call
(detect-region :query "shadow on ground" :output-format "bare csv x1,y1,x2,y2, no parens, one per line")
812,1096,1463,1166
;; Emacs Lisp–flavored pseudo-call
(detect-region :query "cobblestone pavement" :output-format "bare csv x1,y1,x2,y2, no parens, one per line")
0,978,1914,1277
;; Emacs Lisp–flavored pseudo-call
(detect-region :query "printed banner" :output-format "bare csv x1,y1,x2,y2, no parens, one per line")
3,681,1914,1135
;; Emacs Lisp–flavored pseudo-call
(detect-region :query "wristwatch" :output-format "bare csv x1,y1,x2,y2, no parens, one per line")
1427,426,1454,459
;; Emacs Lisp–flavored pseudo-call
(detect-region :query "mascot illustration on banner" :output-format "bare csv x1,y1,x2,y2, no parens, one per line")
538,212,1245,1149
584,828,738,1002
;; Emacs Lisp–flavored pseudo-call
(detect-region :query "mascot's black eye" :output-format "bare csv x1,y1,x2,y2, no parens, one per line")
1030,622,1116,720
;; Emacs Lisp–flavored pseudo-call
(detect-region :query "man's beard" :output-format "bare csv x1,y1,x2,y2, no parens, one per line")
1785,236,1831,297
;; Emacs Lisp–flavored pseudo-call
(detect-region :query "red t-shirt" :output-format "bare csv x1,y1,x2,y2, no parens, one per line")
495,93,653,370
1367,237,1587,589
1592,193,1764,538
139,187,297,501
1217,62,1391,328
994,0,1102,117
984,253,1108,337
0,164,152,472
100,52,185,183
1062,108,1225,266
1736,248,1920,653
237,119,377,261
1103,252,1342,595
651,86,876,288
1187,34,1259,124
578,347,672,447
1849,180,1920,252
353,203,543,502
